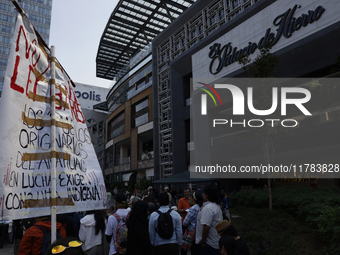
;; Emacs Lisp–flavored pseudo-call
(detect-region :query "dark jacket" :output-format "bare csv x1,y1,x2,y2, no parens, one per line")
126,219,153,255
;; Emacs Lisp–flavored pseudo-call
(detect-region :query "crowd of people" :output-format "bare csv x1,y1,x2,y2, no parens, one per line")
14,184,250,255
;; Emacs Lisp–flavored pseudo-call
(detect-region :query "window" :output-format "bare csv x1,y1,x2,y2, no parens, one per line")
0,58,7,66
0,46,10,55
115,140,130,165
1,25,13,34
0,14,14,23
108,111,125,140
132,98,149,128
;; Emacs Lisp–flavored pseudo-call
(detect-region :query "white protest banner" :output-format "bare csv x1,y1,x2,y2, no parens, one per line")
0,14,106,220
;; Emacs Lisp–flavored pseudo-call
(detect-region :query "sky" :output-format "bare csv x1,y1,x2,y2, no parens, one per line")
49,0,119,88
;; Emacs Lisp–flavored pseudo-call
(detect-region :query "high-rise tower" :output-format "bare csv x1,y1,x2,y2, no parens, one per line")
0,0,52,95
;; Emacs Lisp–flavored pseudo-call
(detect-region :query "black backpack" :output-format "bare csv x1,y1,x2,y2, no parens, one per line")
155,209,174,239
35,224,62,255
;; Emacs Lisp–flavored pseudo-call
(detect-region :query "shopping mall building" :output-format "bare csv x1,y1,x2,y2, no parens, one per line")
98,0,340,188
152,0,340,186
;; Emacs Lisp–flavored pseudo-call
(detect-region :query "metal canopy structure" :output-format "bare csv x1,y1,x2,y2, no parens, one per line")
96,0,195,81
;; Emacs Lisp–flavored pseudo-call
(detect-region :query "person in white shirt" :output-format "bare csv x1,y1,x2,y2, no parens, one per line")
164,187,172,207
196,184,223,255
105,193,129,255
79,210,106,255
149,192,182,255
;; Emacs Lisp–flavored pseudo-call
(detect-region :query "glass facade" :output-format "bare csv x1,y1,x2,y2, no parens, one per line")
0,0,52,94
107,62,152,114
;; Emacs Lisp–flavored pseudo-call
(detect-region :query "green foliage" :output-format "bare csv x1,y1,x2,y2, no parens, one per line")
135,175,152,192
229,188,340,253
231,205,324,255
238,42,279,78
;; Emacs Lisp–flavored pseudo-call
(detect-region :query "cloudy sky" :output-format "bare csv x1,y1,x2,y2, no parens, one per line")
49,0,119,88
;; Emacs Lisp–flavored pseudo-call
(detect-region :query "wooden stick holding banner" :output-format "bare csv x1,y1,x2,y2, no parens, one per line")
11,0,76,88
50,45,57,243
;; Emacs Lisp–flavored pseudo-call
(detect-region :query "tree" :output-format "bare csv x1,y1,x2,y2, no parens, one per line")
238,43,280,212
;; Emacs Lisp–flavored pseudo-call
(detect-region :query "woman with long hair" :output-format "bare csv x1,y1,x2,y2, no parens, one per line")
79,210,106,255
126,200,153,255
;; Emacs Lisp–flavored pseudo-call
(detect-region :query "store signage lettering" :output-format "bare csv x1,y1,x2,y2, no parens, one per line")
208,5,325,75
75,91,101,101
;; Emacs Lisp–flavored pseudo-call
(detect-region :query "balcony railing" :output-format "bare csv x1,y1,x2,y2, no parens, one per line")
116,157,130,165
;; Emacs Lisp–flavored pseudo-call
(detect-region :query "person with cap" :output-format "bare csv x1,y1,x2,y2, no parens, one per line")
215,220,250,255
105,193,129,255
164,187,172,207
195,184,223,255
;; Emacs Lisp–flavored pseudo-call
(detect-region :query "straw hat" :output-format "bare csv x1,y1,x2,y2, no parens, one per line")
215,220,232,236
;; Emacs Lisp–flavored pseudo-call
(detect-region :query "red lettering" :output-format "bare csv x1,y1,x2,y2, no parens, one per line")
68,84,85,123
10,55,24,94
30,40,40,68
16,25,31,59
26,65,39,99
55,83,67,111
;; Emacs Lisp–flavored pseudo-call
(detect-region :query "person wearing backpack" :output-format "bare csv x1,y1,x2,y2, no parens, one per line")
78,210,106,255
149,192,182,255
18,215,66,255
106,193,129,255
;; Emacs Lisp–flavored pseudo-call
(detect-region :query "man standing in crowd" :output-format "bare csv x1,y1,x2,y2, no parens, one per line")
177,187,192,255
196,184,223,255
170,186,177,206
18,215,66,255
106,193,129,255
164,187,172,207
149,192,182,255
113,187,118,197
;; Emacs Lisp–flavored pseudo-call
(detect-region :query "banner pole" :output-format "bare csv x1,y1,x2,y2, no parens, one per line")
50,45,57,243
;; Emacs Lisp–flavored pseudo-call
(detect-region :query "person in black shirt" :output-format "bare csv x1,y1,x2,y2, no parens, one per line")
126,200,153,255
216,220,250,255
219,236,236,255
